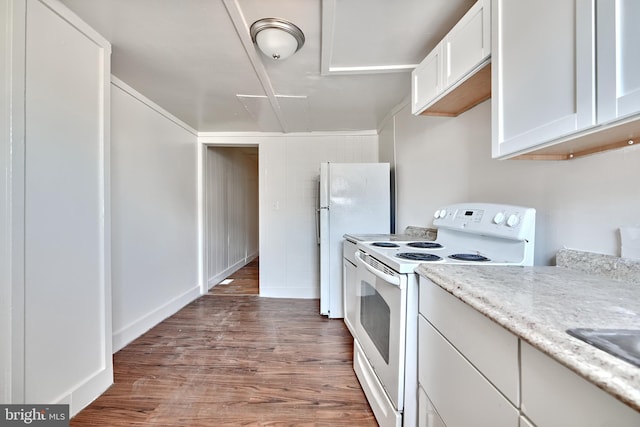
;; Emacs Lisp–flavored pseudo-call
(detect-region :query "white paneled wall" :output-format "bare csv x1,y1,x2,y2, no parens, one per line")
206,147,258,287
110,79,199,352
393,100,640,265
2,0,113,413
199,132,379,299
259,134,379,298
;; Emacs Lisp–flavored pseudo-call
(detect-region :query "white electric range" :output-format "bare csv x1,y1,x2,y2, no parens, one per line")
346,203,536,427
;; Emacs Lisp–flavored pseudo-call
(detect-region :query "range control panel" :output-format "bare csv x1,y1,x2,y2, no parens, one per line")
433,203,536,241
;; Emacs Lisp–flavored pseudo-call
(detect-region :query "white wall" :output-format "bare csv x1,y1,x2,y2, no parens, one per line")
393,100,640,265
260,134,379,298
394,103,471,229
206,146,258,287
110,79,199,351
200,132,379,298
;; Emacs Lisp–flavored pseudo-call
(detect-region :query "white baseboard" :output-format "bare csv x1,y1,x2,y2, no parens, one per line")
112,284,201,353
66,363,113,417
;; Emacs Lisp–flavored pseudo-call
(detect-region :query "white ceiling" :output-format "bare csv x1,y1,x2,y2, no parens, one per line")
59,0,476,133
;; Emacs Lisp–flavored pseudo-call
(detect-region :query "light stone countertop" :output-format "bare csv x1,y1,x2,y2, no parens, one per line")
415,262,640,411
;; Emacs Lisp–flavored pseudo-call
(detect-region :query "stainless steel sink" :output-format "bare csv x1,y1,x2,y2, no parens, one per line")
567,328,640,368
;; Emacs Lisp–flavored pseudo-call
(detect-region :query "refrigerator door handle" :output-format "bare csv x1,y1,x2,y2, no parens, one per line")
316,206,328,245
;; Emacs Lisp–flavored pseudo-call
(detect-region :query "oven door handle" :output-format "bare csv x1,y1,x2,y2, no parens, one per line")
355,251,401,286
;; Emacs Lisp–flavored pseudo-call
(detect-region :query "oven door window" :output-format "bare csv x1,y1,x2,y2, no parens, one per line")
360,281,390,364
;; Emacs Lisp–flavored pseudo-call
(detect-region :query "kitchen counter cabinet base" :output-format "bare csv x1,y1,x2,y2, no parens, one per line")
521,341,640,426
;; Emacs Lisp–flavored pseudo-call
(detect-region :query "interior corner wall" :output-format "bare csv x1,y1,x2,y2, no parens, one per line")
379,117,397,232
393,102,471,231
259,134,379,299
206,147,258,287
110,82,199,352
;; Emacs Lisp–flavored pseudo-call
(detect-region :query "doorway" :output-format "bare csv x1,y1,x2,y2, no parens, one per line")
204,145,259,292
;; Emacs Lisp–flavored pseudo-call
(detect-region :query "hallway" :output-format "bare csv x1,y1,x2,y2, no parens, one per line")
70,260,376,426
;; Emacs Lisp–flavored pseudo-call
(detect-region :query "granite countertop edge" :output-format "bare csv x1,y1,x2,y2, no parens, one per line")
415,263,640,412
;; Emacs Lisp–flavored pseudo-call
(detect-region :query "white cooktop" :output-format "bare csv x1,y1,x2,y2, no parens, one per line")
356,203,536,273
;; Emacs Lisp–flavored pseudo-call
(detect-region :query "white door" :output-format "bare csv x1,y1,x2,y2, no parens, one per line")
597,0,640,123
23,0,112,415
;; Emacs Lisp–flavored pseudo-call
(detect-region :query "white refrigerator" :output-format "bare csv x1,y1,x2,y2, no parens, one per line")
318,162,390,318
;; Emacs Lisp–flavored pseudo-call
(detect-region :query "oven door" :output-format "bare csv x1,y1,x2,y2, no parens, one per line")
354,251,407,410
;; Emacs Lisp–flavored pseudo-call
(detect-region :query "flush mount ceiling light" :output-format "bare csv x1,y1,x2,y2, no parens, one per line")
250,18,305,60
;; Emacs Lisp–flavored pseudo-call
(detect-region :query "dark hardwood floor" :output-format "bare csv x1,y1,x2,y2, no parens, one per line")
71,258,376,426
209,258,260,296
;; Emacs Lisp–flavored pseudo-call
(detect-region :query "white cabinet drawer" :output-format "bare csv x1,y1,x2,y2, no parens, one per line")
521,341,640,427
418,316,519,427
419,276,519,405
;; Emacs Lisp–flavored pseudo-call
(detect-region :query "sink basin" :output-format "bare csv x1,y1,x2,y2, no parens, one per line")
567,328,640,368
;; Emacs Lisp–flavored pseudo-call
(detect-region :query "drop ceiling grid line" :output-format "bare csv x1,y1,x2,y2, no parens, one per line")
222,0,290,132
320,0,336,76
320,0,418,76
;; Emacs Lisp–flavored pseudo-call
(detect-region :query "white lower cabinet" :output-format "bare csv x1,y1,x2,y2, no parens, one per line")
418,276,640,427
520,342,640,427
418,316,519,427
418,386,446,427
418,277,519,427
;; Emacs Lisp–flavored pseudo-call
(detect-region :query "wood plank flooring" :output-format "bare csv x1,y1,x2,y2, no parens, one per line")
209,258,260,296
71,258,376,426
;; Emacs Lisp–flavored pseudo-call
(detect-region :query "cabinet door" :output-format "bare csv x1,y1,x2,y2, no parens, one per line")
521,342,640,427
412,43,443,115
597,0,640,123
492,0,597,158
444,0,490,87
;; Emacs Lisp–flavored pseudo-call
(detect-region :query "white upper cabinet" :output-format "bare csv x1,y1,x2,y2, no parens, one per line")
443,0,491,88
492,0,640,159
597,0,640,124
412,0,491,117
412,43,443,115
491,0,597,158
